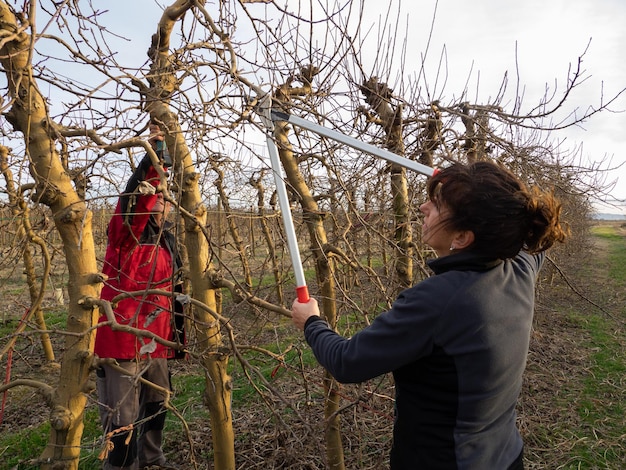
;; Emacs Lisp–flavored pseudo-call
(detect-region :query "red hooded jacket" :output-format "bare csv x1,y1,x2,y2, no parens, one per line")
95,158,177,360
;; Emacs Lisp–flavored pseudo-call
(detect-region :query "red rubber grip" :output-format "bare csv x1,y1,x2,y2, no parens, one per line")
296,285,310,303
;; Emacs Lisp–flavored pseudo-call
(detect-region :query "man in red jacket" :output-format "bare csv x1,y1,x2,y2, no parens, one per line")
95,122,180,470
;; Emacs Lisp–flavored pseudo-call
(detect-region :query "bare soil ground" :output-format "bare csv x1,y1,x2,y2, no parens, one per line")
0,221,624,469
518,221,625,469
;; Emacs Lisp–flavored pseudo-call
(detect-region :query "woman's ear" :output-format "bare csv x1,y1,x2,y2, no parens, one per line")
452,230,475,251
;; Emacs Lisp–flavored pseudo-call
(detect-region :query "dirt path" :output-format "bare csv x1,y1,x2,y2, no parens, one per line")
521,221,626,468
1,222,625,468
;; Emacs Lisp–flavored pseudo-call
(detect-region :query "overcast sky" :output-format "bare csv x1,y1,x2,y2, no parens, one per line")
90,1,626,214
360,0,626,213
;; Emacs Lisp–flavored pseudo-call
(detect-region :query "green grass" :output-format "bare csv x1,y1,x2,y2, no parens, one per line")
0,342,317,467
591,225,626,282
565,313,626,466
563,225,626,467
0,422,49,468
0,375,210,469
0,405,103,469
78,408,105,469
0,306,69,468
168,374,209,424
0,307,317,468
5,226,622,468
0,305,67,336
230,342,318,403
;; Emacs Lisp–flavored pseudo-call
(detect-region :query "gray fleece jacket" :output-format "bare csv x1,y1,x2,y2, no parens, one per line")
304,250,544,469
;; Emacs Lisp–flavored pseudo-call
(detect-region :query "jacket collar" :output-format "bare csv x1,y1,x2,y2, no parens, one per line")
427,251,503,274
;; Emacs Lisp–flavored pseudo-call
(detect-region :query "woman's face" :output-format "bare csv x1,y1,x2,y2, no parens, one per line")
152,196,170,226
148,123,164,149
419,198,458,257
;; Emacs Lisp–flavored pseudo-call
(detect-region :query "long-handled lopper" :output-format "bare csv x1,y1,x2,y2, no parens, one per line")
258,97,436,303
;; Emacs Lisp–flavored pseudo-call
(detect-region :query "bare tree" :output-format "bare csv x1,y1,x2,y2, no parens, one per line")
0,1,622,469
0,4,101,468
0,147,55,363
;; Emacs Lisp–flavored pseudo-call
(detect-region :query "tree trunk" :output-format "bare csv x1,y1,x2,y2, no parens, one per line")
0,2,100,469
213,166,253,288
360,77,413,288
0,147,55,362
461,103,489,163
179,157,235,469
274,113,345,469
145,3,235,467
0,5,101,468
250,174,285,305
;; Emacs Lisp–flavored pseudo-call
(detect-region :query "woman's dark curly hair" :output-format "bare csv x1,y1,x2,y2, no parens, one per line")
427,161,568,259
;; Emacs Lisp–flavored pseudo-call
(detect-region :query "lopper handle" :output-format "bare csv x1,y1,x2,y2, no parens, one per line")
265,133,310,305
296,285,310,303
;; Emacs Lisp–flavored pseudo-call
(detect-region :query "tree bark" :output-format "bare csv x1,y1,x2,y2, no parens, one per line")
0,148,55,362
213,165,253,288
146,2,235,468
273,77,345,467
250,173,285,305
0,4,101,468
360,77,413,288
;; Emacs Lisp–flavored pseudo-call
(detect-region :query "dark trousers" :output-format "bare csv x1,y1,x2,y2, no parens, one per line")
507,449,524,470
97,358,171,469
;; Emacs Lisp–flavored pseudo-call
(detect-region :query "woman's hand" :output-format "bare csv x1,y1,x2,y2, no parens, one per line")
291,297,320,331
